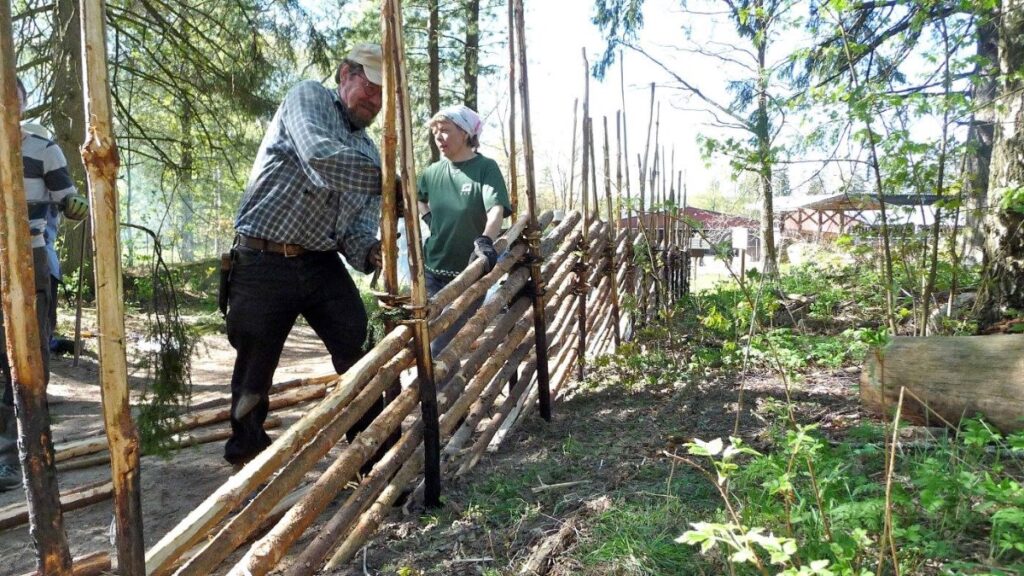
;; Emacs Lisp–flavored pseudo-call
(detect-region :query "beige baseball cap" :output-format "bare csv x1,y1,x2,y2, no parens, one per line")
347,43,383,85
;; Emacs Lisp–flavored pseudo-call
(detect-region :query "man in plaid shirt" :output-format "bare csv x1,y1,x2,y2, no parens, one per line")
223,44,387,466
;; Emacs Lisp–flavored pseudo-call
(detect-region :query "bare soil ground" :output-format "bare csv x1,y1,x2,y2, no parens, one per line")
0,312,336,576
0,312,865,576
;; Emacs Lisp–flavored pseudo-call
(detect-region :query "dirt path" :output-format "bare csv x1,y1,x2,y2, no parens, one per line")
1,321,336,576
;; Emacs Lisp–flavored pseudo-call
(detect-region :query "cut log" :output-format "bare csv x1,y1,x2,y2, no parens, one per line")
861,335,1024,432
18,551,110,576
56,384,324,463
56,417,283,472
0,481,113,532
144,327,409,576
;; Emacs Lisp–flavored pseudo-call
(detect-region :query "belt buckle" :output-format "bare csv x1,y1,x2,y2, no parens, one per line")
282,243,300,258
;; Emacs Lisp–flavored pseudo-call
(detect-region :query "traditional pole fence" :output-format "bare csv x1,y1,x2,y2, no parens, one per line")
514,0,553,422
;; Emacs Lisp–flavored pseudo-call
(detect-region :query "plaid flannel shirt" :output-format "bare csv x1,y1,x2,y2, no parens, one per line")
235,80,381,272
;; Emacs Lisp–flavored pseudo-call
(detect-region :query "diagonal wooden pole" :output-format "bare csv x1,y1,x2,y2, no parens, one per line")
383,0,441,506
80,0,146,571
0,2,73,573
513,0,552,420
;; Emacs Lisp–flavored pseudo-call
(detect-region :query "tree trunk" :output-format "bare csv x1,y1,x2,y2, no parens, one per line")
427,0,440,162
463,0,479,110
178,98,195,261
964,14,998,253
978,0,1024,328
52,0,93,294
755,6,777,276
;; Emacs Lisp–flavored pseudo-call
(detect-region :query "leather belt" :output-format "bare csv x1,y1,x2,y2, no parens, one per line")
237,234,307,257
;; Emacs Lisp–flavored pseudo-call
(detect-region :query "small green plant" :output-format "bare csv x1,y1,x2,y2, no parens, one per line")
677,421,1024,574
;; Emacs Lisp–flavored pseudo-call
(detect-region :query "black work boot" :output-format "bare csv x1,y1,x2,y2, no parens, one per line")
0,405,21,492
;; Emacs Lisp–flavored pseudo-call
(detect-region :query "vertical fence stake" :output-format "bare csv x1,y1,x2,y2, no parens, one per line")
602,117,621,348
507,0,518,218
382,0,441,506
0,3,73,573
576,50,591,384
513,0,552,420
80,0,147,571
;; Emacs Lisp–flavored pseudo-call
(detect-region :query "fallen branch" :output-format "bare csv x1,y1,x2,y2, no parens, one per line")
56,416,283,472
518,497,612,575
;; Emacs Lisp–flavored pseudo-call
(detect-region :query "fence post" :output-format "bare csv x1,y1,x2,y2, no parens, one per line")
80,0,147,571
513,0,553,419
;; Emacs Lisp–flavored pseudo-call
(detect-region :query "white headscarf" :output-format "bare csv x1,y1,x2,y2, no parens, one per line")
433,105,483,138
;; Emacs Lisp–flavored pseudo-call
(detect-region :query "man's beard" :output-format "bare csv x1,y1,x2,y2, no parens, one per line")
342,102,378,131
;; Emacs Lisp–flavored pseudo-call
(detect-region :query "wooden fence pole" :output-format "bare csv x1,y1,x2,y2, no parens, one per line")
513,0,553,420
80,0,147,571
0,2,73,572
576,50,591,383
507,0,518,217
383,0,441,507
602,117,621,348
568,99,578,212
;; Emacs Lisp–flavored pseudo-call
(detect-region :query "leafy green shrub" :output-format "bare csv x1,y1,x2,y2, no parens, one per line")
677,420,1024,574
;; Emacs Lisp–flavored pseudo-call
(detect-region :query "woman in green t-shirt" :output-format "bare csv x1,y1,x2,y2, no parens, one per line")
417,105,512,359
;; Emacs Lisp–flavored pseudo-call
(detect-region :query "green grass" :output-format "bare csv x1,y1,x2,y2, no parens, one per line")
581,493,708,575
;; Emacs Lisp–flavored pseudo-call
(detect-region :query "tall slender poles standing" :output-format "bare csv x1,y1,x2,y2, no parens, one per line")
0,3,73,573
382,0,441,505
576,49,591,383
568,99,578,212
506,0,518,217
80,0,147,571
513,0,552,420
602,117,621,348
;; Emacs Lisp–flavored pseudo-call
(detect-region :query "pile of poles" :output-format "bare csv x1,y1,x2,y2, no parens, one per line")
0,0,693,573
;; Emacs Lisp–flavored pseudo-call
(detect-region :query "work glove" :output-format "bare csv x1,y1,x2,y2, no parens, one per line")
473,235,498,273
366,241,383,271
61,194,89,221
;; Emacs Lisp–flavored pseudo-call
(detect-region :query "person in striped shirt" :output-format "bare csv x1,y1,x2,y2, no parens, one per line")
0,77,89,491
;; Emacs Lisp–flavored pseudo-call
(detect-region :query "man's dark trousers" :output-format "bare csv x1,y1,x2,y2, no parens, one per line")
1,247,52,468
224,247,382,466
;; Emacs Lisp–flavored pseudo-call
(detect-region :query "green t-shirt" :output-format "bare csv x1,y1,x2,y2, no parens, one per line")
417,154,511,277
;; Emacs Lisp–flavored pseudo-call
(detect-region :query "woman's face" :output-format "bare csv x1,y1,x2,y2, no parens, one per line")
432,119,470,160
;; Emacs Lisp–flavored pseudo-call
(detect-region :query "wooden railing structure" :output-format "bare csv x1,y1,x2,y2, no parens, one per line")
138,217,689,576
0,0,692,573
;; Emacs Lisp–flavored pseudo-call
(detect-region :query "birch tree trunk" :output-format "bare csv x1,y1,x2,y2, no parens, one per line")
978,0,1024,328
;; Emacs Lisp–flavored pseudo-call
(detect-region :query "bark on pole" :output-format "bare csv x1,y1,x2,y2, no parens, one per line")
568,99,578,212
0,3,73,572
507,0,518,217
80,0,147,571
382,0,441,506
602,117,621,348
513,0,553,421
576,50,591,383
